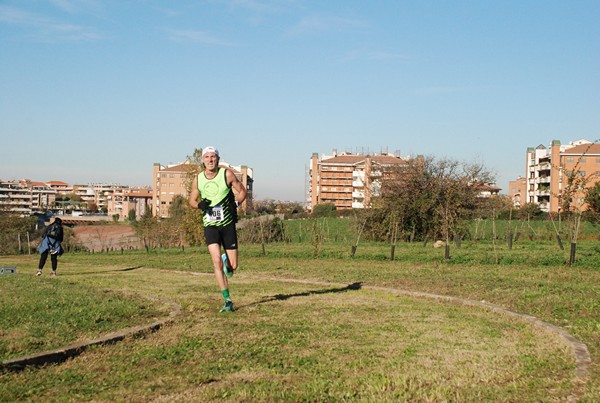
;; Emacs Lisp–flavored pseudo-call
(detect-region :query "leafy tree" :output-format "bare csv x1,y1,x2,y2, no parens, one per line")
254,200,305,217
254,199,277,215
364,156,494,249
179,148,206,246
585,182,600,214
312,203,337,218
169,195,188,220
128,209,137,222
133,208,159,250
88,202,99,213
0,213,39,254
516,203,544,220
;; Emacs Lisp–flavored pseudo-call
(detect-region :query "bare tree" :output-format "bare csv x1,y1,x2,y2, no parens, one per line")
556,141,599,265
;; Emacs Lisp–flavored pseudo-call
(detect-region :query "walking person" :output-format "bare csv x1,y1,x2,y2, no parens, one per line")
189,146,247,313
37,217,64,277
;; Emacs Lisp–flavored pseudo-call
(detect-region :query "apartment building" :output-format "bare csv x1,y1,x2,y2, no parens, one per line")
71,183,129,212
0,179,143,216
0,180,57,215
106,187,152,220
152,162,190,218
515,139,600,213
309,150,410,211
46,181,71,193
508,177,527,208
152,161,254,218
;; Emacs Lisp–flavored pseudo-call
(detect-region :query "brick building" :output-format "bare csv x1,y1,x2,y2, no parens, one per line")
152,161,253,218
510,139,600,213
308,150,411,211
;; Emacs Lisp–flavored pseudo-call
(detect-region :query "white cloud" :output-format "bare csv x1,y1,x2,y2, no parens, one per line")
49,0,101,14
288,14,368,36
343,47,411,62
0,4,101,42
0,5,44,25
166,29,236,46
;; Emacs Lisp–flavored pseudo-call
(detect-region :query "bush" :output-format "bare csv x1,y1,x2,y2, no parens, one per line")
238,216,287,243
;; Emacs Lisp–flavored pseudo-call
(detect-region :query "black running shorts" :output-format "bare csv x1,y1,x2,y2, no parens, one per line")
204,223,238,249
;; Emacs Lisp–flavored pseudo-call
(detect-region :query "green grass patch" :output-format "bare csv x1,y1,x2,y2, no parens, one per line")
0,237,598,401
0,273,166,361
0,273,577,401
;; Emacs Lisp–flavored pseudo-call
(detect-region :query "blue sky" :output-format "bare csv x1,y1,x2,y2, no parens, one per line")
1,0,599,202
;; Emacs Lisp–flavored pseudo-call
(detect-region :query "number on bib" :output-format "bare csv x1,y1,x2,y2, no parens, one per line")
205,206,224,223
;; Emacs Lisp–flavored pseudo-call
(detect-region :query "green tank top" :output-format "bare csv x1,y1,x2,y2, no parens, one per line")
197,168,236,226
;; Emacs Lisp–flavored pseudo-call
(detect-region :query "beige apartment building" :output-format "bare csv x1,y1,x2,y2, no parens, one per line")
309,150,411,211
0,180,57,215
510,139,600,213
0,179,131,216
152,161,254,218
508,177,527,208
106,187,152,220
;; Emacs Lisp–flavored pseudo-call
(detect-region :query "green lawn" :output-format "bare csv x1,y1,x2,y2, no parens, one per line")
0,239,598,401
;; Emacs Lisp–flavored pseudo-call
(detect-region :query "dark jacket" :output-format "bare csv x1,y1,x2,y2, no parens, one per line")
43,221,64,242
38,222,64,255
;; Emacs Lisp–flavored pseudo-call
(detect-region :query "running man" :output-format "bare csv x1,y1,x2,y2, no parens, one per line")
189,146,247,313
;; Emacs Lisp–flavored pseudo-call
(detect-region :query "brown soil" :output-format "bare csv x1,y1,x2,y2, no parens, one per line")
72,225,142,252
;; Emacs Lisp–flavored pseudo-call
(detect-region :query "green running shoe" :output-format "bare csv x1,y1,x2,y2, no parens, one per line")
222,253,233,278
219,300,235,313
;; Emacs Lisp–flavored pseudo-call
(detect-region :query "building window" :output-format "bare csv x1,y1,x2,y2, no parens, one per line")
580,157,586,163
566,157,574,164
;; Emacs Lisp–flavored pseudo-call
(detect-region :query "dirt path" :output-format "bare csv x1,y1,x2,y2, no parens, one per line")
72,225,142,252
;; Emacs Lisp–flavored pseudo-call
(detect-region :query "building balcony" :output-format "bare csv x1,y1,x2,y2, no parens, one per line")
539,203,550,213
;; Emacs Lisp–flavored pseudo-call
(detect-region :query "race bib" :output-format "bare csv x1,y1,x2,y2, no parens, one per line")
205,206,224,223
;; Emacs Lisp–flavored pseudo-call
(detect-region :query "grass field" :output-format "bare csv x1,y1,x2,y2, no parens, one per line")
1,237,599,401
